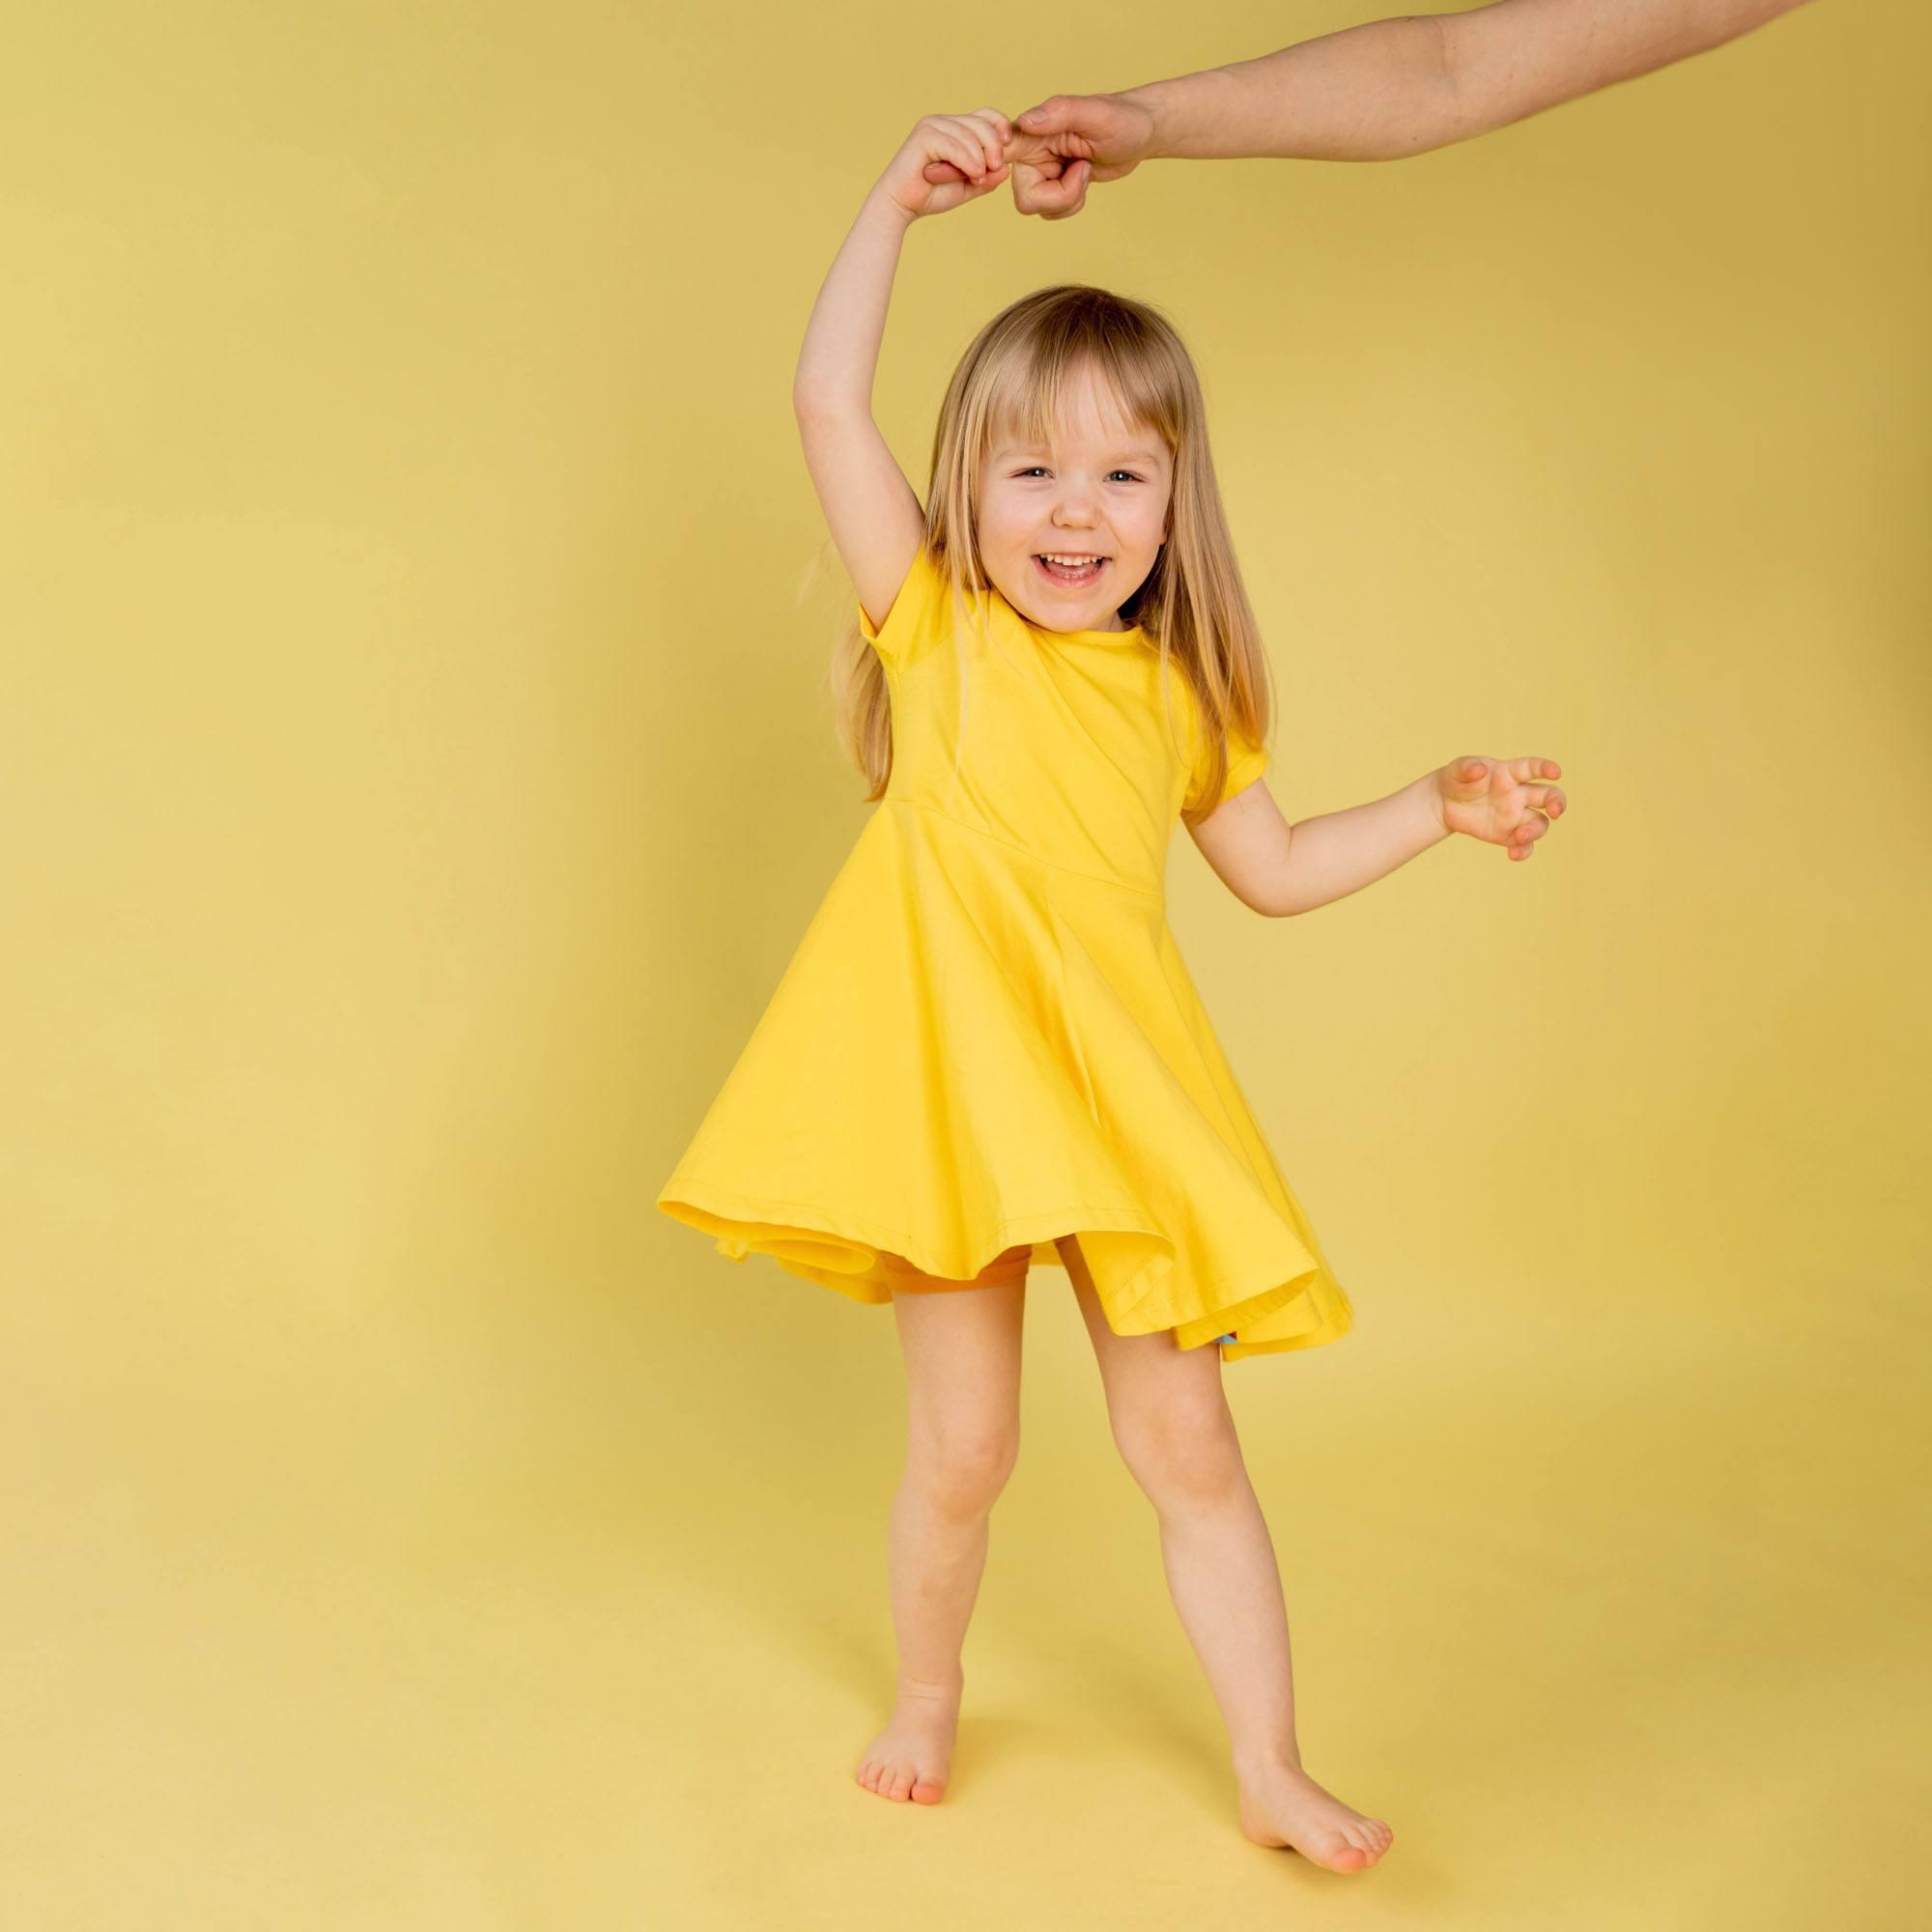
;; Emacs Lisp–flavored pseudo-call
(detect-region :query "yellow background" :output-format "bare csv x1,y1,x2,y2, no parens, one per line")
4,2,1926,1924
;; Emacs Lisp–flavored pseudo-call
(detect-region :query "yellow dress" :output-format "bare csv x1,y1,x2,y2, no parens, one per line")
655,545,1354,1360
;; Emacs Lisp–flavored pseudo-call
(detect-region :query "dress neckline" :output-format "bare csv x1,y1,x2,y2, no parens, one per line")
993,586,1148,647
1047,621,1148,647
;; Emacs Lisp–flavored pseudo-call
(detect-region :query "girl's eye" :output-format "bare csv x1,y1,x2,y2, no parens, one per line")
1012,468,1143,482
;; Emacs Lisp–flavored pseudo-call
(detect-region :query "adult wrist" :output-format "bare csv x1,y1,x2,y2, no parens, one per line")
1121,70,1227,161
1118,78,1182,160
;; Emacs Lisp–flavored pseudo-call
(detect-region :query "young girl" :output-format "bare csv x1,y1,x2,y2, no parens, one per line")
658,108,1566,1874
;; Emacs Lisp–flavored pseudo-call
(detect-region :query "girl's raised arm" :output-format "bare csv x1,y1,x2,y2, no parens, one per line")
792,112,1011,630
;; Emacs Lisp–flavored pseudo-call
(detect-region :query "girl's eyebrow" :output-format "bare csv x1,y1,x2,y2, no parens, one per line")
993,442,1166,464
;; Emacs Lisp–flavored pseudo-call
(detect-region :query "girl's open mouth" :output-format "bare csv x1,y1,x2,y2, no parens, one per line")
1035,554,1108,586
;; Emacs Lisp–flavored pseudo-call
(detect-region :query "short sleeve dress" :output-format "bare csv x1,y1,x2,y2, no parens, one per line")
655,545,1353,1359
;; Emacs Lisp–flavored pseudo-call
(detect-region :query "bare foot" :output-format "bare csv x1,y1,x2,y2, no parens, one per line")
854,1676,960,1804
1235,1756,1394,1871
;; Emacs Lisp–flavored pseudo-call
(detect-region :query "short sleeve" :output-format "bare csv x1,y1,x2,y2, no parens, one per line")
1179,674,1269,814
1216,728,1269,807
856,543,947,669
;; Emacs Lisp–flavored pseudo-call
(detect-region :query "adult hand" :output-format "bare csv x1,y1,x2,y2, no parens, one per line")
1003,92,1160,219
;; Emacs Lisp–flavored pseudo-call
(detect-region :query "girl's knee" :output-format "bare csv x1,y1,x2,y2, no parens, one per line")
908,1423,1020,1514
1112,1408,1243,1505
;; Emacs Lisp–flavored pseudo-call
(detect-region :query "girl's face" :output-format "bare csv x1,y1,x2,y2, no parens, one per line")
975,363,1174,634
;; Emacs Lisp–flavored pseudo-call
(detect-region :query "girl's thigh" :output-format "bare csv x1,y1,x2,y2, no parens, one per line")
1053,1234,1228,1436
882,1243,1031,1444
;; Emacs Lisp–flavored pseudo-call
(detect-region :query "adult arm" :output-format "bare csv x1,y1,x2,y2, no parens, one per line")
1005,0,1820,213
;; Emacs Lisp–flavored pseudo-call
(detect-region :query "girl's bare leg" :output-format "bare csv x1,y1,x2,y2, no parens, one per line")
854,1254,1028,1804
1056,1235,1395,1871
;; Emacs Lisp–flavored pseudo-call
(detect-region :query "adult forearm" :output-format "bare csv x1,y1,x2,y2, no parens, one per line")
1120,0,1817,166
1436,0,1818,147
1271,772,1450,917
1119,14,1461,165
792,185,918,414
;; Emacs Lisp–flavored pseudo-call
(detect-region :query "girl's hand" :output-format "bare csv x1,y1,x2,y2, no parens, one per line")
1434,754,1568,862
881,110,1013,219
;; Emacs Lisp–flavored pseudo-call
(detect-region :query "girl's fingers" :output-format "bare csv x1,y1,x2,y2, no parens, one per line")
968,106,1012,164
908,111,1015,211
912,117,970,185
965,106,1012,161
927,118,983,180
944,128,989,184
941,112,1008,180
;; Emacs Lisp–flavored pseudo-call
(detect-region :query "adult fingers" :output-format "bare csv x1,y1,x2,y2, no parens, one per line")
1013,157,1089,218
1013,94,1086,137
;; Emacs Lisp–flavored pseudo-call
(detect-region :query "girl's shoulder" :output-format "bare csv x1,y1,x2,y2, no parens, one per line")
856,542,972,670
1162,655,1269,815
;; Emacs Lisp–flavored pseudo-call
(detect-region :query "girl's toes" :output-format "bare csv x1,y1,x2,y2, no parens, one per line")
887,1763,915,1801
910,1776,947,1804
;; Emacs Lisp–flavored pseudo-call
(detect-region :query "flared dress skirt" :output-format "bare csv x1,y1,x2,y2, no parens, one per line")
656,796,1353,1359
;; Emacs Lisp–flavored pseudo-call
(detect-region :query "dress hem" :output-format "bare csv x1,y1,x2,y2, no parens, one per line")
657,1172,1352,1360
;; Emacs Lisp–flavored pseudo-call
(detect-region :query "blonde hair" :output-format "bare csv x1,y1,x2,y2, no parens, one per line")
819,283,1272,824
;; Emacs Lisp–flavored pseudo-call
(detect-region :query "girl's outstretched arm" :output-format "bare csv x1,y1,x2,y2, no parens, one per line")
793,112,1010,629
1189,756,1568,916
